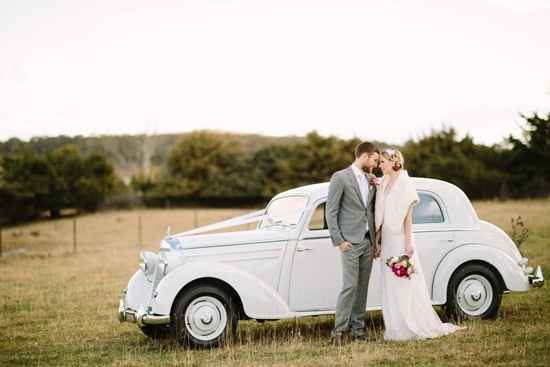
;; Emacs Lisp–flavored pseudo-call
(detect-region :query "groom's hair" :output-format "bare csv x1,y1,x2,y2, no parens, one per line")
355,142,379,158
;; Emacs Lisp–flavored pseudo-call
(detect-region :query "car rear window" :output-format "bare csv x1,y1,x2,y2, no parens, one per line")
413,193,445,224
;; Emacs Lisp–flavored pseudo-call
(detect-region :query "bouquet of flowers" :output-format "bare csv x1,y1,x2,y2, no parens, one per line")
385,255,415,279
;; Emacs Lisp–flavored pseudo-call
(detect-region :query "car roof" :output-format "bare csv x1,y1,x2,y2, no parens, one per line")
274,177,460,200
271,176,479,228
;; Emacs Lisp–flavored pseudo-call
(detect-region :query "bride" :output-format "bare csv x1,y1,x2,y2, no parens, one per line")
374,148,464,341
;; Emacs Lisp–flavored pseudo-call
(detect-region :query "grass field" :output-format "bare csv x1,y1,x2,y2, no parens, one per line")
0,200,549,366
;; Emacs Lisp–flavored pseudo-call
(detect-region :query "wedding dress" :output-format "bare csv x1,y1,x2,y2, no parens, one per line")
375,170,463,341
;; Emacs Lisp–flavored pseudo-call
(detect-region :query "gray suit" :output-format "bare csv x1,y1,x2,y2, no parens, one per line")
326,165,376,336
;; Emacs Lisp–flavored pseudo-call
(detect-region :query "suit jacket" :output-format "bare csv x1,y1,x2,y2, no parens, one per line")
326,166,376,246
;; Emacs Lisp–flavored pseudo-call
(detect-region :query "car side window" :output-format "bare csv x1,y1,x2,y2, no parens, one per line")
413,193,445,224
308,202,327,230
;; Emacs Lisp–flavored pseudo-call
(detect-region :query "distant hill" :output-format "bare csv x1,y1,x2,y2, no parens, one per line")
0,131,307,184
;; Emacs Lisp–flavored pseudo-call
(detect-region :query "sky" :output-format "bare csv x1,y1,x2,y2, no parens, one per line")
1,0,549,145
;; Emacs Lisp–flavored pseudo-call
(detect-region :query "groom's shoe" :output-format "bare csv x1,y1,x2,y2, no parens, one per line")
351,329,368,342
351,333,368,342
329,333,348,347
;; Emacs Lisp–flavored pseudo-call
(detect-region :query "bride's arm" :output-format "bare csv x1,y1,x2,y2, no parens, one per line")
404,207,414,257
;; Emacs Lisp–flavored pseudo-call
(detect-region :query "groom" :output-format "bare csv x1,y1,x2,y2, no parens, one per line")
326,141,380,345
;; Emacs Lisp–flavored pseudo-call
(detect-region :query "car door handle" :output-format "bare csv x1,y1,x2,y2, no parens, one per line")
297,246,313,252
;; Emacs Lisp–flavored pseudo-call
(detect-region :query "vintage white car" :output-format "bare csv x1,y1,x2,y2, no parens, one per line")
118,178,544,347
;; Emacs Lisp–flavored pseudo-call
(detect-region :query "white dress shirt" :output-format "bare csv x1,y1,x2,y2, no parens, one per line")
351,163,369,231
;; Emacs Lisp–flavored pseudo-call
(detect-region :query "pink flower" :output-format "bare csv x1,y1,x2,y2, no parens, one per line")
386,254,414,280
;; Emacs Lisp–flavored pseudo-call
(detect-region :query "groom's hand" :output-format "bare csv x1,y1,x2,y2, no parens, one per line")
339,241,352,253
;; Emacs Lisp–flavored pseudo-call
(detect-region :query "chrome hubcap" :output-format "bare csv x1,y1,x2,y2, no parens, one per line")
184,296,227,341
456,274,493,316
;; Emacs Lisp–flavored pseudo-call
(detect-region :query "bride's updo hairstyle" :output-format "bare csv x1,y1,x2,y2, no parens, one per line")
381,148,404,171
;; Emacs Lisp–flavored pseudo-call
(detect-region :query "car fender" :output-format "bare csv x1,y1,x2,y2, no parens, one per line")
125,270,154,311
151,261,292,319
432,244,529,304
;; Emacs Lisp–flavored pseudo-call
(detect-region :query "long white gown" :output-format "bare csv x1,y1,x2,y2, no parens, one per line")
375,170,463,341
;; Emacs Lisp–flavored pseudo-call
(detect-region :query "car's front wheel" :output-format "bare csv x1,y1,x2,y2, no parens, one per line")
445,263,503,321
170,284,238,348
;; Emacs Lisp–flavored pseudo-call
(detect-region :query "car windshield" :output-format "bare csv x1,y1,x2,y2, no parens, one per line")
259,196,308,229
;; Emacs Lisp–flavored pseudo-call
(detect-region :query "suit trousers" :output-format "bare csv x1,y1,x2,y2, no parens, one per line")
332,236,374,336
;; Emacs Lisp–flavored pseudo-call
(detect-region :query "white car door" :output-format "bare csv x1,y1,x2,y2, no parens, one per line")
289,190,455,311
288,200,383,312
412,191,456,301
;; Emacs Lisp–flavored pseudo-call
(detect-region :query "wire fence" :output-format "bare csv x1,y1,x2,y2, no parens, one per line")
0,208,257,259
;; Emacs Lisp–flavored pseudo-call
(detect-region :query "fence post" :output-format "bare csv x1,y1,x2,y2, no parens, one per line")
73,217,77,253
138,214,142,250
194,209,198,228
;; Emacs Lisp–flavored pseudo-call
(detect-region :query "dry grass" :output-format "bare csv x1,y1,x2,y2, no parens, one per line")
0,201,549,367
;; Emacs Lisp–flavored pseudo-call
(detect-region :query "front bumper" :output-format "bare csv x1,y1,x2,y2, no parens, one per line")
528,266,544,288
118,298,170,327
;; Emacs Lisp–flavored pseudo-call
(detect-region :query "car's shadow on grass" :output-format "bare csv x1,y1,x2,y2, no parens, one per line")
234,312,386,345
126,307,466,351
134,312,387,351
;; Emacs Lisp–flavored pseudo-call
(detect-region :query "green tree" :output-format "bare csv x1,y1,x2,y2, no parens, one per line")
250,144,294,197
161,131,259,201
506,113,550,197
45,145,83,217
288,131,356,186
75,153,117,211
0,152,50,222
403,127,506,199
130,172,156,196
0,146,117,223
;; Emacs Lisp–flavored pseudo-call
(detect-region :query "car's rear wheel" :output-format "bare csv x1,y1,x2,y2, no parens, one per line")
445,263,503,321
170,285,238,348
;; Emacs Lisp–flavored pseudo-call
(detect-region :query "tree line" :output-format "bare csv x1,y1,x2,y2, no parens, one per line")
1,113,549,224
0,146,119,223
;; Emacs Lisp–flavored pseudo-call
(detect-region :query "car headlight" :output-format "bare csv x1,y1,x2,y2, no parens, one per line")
138,257,148,273
159,258,168,275
139,251,158,276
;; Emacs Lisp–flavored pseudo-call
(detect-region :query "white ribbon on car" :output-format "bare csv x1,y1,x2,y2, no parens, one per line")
170,209,267,238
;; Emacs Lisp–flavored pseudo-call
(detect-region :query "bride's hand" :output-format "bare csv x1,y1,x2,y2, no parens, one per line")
374,244,381,258
374,231,382,258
